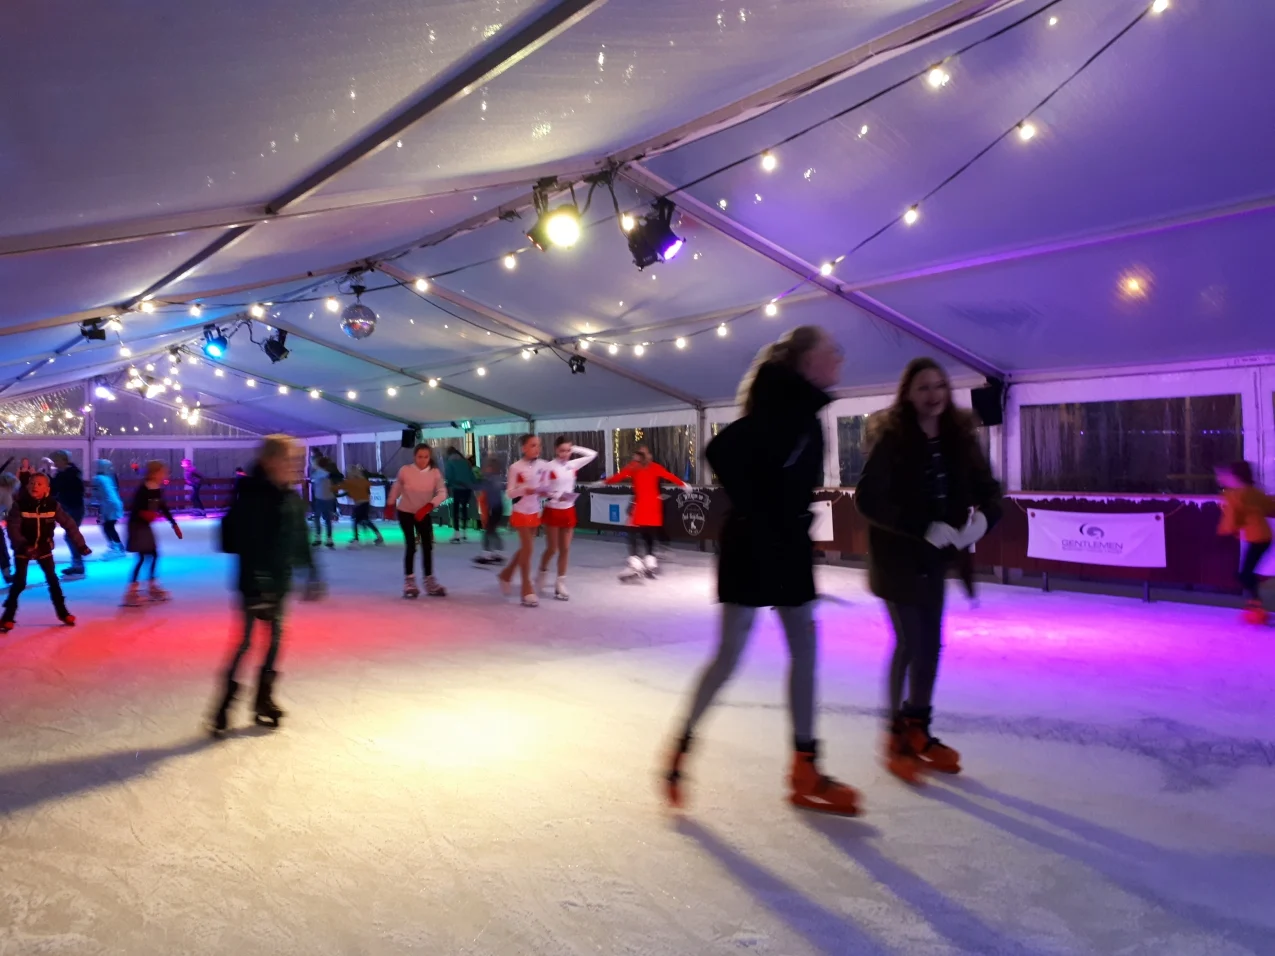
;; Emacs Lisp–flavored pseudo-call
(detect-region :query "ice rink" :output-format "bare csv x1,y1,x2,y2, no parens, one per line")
2,519,1273,955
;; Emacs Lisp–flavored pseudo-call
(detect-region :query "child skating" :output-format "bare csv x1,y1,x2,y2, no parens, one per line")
498,435,548,607
389,444,448,598
2,473,92,631
473,457,507,566
92,459,126,558
339,464,384,548
211,435,319,735
536,437,597,600
123,460,183,607
605,446,687,582
1216,460,1274,624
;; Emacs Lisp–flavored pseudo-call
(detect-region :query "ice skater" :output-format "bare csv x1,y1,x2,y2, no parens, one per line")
856,358,1001,785
91,459,126,558
123,460,184,607
211,435,320,735
662,326,860,815
0,472,17,585
606,446,687,581
535,437,597,601
50,451,87,580
390,444,448,598
1216,460,1273,624
339,464,384,548
308,452,339,549
181,458,206,516
498,435,548,607
2,472,92,631
473,456,507,567
444,447,476,543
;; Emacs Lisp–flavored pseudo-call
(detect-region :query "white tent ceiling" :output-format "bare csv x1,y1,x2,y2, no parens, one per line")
2,0,1267,435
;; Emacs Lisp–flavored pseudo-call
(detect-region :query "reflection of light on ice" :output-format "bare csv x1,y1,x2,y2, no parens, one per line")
382,705,541,771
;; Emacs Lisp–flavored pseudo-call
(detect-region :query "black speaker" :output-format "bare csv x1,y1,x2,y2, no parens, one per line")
970,379,1005,427
400,428,417,448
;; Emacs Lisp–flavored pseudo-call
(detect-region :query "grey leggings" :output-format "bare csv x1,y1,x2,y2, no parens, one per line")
885,576,946,715
681,602,817,748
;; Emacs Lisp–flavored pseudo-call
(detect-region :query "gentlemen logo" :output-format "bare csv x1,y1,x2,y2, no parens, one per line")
677,489,711,537
1062,522,1123,554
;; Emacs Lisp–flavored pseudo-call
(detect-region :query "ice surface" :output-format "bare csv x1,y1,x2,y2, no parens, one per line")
2,520,1274,955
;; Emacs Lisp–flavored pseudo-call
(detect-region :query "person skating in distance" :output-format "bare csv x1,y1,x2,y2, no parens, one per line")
390,444,448,598
664,325,861,816
2,473,92,631
606,446,687,581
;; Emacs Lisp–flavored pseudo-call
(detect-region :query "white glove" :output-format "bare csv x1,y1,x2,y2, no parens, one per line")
953,511,988,550
924,522,959,549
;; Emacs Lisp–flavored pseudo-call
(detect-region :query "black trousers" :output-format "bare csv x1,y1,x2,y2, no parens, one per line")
3,555,67,621
190,484,204,511
226,606,284,681
885,574,947,715
352,502,382,541
398,510,434,576
451,489,473,531
102,519,122,547
1239,540,1271,601
628,528,656,557
131,552,159,583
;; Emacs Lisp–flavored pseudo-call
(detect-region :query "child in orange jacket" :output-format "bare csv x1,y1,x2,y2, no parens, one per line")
605,445,688,578
1217,460,1273,623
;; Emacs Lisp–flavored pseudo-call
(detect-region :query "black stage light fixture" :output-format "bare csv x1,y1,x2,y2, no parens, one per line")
202,325,229,359
263,329,290,364
525,180,582,251
568,355,587,375
626,198,684,270
80,320,107,341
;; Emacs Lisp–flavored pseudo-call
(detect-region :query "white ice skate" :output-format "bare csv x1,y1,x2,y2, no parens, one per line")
521,592,539,608
619,555,646,584
554,577,569,601
643,554,659,578
535,567,547,595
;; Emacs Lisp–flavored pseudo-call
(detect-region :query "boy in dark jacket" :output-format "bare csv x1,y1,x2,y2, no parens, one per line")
2,473,92,630
50,451,87,579
211,436,318,735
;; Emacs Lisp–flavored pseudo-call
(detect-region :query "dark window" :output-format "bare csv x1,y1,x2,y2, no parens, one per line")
837,416,870,487
342,441,377,475
1020,395,1242,494
538,431,605,482
613,425,696,482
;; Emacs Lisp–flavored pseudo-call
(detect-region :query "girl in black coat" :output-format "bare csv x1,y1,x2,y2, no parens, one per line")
663,326,860,817
123,461,183,606
855,358,1002,784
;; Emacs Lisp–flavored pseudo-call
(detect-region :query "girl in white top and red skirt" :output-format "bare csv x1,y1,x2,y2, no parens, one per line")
535,437,597,601
389,444,449,598
498,435,550,607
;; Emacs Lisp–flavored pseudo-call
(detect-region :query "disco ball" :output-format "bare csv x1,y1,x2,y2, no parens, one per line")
340,302,377,340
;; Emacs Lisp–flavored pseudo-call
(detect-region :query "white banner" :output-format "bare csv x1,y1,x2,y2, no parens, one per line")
809,500,834,543
1027,509,1166,568
590,493,632,525
370,485,386,509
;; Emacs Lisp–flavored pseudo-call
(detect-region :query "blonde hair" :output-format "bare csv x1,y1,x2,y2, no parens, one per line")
735,325,826,415
257,434,296,465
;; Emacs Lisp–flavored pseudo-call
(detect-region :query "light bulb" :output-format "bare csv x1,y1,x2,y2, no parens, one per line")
387,387,398,397
246,378,256,387
760,151,777,172
764,302,779,317
414,278,429,292
476,368,487,377
503,254,517,270
904,206,920,225
819,262,834,277
620,214,635,233
278,385,289,394
1048,15,1058,26
926,66,950,89
140,301,156,313
347,390,358,399
105,318,123,332
325,297,340,313
1017,122,1037,142
145,363,155,371
859,124,869,137
172,383,181,391
120,345,132,356
1151,0,1168,12
717,324,729,337
162,377,172,386
634,344,645,357
249,304,265,318
428,379,438,388
214,369,224,377
608,343,619,355
579,339,590,351
675,337,687,350
189,304,202,317
310,388,321,399
521,349,532,360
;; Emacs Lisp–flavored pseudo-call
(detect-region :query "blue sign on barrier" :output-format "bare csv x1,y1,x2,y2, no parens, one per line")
609,503,621,523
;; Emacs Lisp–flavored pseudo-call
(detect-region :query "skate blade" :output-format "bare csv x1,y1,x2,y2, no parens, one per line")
554,593,569,601
789,794,862,817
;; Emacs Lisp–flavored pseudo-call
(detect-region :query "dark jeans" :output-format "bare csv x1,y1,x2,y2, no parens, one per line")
352,502,382,541
0,524,9,571
628,528,656,557
885,574,947,715
4,556,67,621
190,485,204,512
65,506,85,571
226,607,284,681
484,507,504,552
451,489,473,531
956,549,976,600
397,510,434,577
131,552,159,583
102,519,122,548
311,499,335,540
1239,540,1271,601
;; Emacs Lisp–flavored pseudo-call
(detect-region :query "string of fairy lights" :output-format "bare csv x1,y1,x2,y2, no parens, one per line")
71,0,1172,405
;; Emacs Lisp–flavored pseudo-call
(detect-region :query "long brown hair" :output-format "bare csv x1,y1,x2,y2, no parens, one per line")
870,357,976,450
736,325,826,415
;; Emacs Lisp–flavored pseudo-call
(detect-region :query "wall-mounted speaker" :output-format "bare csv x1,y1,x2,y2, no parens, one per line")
400,428,418,448
971,379,1005,427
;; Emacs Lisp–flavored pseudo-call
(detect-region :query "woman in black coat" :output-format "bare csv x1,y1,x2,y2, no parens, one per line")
663,326,860,817
855,357,1002,784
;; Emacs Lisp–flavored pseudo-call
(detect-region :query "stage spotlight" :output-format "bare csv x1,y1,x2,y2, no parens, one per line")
626,198,684,270
202,325,229,359
263,329,290,363
526,183,582,251
80,320,107,341
568,355,587,375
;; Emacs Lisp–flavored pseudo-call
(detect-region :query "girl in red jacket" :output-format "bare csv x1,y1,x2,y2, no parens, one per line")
605,446,687,579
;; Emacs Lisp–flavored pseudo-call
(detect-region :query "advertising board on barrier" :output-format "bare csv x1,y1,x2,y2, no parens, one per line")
676,488,712,537
1027,509,1167,568
590,493,633,526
